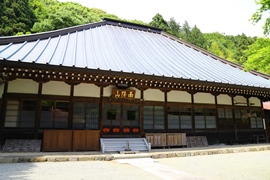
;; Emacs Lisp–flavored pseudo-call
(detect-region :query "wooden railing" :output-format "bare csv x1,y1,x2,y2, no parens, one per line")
145,133,186,148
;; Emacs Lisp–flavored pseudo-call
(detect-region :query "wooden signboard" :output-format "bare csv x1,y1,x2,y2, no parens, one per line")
112,89,136,100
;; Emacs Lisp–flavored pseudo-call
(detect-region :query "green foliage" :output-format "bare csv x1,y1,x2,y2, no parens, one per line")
209,41,225,57
232,33,256,64
128,19,148,26
187,25,206,49
203,32,256,64
250,0,270,35
179,21,191,40
244,37,270,74
204,32,236,61
0,0,36,36
30,1,103,32
149,13,169,31
167,17,181,37
89,8,120,20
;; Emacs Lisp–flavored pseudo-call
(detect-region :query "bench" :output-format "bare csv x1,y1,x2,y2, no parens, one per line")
253,134,267,144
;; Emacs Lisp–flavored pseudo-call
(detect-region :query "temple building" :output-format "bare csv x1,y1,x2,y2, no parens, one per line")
0,18,269,149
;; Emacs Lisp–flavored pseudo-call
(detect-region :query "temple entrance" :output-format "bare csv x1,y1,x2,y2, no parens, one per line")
102,103,140,137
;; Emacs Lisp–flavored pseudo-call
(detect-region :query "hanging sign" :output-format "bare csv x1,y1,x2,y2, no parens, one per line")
112,89,136,99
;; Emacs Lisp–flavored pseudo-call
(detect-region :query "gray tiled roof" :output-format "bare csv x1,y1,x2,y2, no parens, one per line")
1,19,270,88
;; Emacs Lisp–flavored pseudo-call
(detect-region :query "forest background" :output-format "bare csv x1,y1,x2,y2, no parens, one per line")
0,0,270,74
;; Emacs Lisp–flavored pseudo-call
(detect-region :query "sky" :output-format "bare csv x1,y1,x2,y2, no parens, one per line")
58,0,266,37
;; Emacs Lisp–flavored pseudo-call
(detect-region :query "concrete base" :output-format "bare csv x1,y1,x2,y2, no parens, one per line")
119,151,140,154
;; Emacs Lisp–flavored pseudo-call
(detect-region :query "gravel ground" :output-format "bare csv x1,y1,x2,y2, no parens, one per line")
157,150,270,180
0,161,159,180
0,151,269,180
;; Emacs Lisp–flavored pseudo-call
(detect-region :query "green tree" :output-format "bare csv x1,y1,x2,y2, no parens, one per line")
149,13,169,31
233,33,256,64
244,37,270,74
250,0,270,35
0,0,36,36
187,25,206,49
167,17,181,37
204,32,236,61
31,1,101,32
89,8,119,20
179,21,191,41
209,41,225,57
30,0,123,33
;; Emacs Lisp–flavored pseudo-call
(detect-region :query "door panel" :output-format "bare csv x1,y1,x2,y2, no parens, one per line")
102,103,140,136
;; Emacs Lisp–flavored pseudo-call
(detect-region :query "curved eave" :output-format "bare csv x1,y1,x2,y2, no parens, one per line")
161,32,270,80
1,60,270,95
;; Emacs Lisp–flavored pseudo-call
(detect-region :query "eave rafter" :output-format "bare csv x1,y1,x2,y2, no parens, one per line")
1,63,270,99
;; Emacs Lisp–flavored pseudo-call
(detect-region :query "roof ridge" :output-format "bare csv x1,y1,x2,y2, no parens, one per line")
0,19,162,45
103,18,162,33
0,21,106,45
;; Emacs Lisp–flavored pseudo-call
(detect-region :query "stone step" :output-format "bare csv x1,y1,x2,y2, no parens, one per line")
100,138,151,153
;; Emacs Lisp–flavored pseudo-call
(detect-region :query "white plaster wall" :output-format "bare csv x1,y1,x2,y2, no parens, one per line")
8,79,38,94
217,94,232,105
103,85,115,97
74,83,99,97
194,92,215,104
42,81,70,95
144,89,164,101
168,91,191,103
234,95,247,106
249,97,261,107
128,87,140,99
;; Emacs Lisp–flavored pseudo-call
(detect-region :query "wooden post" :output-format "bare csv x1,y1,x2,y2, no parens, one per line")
190,92,195,135
163,90,168,133
231,95,237,140
35,82,43,139
68,84,74,129
140,88,144,137
99,86,104,136
0,81,8,147
260,98,269,143
214,93,219,144
245,96,251,129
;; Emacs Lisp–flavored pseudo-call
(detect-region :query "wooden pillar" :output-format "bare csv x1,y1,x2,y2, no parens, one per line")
99,86,104,136
231,95,237,140
190,91,196,135
163,90,169,133
140,88,144,137
245,96,251,132
260,98,269,143
68,84,75,129
213,93,220,143
34,82,43,139
0,81,8,146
